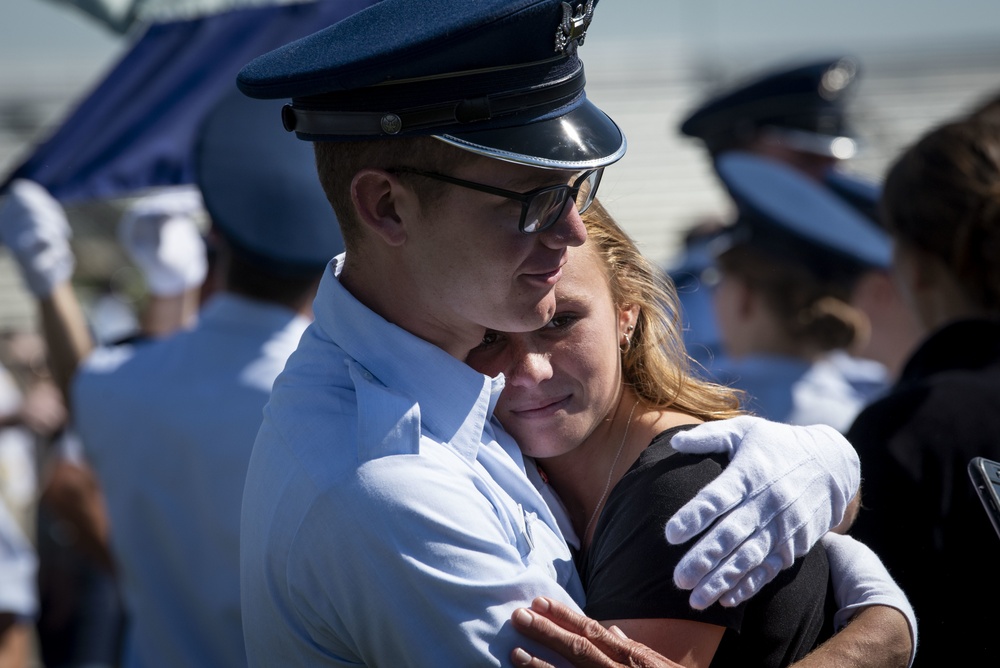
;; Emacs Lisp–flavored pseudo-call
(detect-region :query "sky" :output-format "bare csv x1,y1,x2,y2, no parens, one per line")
3,0,1000,71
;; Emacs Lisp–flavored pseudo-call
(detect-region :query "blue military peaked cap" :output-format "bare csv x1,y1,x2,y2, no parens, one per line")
194,88,344,277
236,0,626,170
824,167,883,226
680,57,861,159
712,151,892,278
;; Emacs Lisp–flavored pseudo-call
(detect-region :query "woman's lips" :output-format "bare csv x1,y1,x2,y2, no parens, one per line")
510,394,571,418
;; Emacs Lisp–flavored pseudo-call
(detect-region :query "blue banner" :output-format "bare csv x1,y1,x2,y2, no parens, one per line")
3,0,374,203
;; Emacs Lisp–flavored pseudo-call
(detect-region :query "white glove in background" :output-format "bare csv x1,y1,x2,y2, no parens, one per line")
666,416,860,609
118,187,208,297
822,532,917,666
0,179,75,297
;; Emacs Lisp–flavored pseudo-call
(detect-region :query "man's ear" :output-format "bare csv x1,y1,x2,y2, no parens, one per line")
351,168,412,247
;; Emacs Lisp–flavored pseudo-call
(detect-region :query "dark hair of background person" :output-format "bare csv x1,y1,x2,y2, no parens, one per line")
880,117,1000,315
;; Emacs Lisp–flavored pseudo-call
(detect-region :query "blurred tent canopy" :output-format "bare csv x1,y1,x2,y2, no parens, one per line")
4,0,375,203
44,0,318,35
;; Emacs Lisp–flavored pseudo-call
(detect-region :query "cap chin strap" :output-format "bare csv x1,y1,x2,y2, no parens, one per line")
282,65,585,138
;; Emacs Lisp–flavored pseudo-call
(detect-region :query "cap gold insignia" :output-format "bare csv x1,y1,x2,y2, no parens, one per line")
819,61,856,100
555,0,595,54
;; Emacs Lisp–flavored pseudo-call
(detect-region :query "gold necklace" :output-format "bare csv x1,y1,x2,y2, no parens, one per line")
583,400,637,543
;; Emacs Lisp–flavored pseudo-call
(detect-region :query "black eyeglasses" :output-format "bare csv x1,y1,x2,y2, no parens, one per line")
388,166,603,234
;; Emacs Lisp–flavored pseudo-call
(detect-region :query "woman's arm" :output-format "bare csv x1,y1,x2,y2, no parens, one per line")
601,618,723,668
509,597,913,668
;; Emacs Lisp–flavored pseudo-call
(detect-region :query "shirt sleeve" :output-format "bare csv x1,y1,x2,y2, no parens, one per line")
282,447,583,667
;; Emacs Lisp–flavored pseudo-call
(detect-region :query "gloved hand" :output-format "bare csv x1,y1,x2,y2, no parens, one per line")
822,532,917,665
118,187,208,297
665,416,860,609
0,179,75,297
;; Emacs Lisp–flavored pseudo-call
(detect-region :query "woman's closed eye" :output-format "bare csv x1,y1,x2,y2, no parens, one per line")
542,313,580,330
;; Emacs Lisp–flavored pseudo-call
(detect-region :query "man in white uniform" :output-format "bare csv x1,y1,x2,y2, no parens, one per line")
235,1,914,666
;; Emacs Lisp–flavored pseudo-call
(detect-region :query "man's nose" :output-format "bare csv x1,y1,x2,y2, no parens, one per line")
539,201,587,249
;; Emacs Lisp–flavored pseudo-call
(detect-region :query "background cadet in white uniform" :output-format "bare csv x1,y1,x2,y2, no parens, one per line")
707,151,893,433
67,89,344,668
234,1,897,666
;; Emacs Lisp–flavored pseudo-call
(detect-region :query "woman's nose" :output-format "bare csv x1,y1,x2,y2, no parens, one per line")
506,349,553,388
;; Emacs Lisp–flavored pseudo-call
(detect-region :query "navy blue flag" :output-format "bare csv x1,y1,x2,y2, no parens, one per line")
3,0,374,203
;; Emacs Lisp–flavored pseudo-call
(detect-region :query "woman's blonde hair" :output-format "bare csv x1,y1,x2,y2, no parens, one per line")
584,200,743,421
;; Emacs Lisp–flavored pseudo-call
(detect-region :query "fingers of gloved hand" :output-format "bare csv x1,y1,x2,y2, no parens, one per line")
0,180,74,296
667,417,820,546
118,187,204,254
1,179,69,232
678,525,773,609
671,460,829,593
118,187,207,296
689,469,836,608
120,213,207,296
156,216,208,283
669,416,755,457
716,552,787,608
669,502,752,593
664,465,751,547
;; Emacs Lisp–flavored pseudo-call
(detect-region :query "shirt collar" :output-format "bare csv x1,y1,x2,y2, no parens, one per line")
198,292,309,332
313,254,504,462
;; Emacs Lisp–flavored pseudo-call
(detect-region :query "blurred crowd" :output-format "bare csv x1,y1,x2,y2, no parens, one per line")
0,21,998,668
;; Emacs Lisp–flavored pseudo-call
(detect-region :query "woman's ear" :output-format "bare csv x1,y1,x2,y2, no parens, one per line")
619,303,640,339
351,168,412,247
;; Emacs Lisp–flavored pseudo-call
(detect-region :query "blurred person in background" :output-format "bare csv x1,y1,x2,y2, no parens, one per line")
0,328,69,668
670,56,920,389
0,175,122,668
668,57,863,373
822,169,922,381
69,89,343,668
846,114,1000,666
0,87,344,667
706,152,892,433
0,175,213,668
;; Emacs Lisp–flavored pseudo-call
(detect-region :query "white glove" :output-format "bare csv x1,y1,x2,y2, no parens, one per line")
665,416,860,609
0,179,75,297
822,532,917,666
118,187,208,296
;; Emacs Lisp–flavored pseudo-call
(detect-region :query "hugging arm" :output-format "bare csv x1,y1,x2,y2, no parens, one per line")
665,416,860,609
509,420,916,668
510,591,914,668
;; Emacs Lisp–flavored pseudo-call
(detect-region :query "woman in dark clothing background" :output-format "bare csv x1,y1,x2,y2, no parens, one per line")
846,115,1000,666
